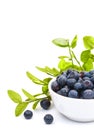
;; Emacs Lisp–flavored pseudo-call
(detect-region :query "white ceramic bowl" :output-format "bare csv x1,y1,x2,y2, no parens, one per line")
49,79,94,122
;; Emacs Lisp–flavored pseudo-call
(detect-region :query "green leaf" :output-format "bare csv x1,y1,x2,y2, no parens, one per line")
71,35,77,48
26,72,45,85
58,59,72,71
32,100,40,110
43,78,52,84
42,85,48,94
22,89,36,101
15,102,28,116
52,38,69,47
80,50,91,62
58,56,69,59
72,65,82,71
83,58,93,71
8,90,22,103
36,66,60,76
83,36,94,49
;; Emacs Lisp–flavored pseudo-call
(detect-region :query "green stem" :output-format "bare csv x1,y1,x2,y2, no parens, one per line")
71,51,83,70
68,45,74,67
34,93,44,97
28,96,50,103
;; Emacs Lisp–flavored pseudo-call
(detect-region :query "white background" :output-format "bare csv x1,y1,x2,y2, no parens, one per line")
1,0,94,129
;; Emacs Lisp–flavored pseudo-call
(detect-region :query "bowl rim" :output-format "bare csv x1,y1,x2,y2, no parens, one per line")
49,78,94,101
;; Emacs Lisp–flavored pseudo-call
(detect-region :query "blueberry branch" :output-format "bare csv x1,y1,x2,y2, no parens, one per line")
68,44,74,67
71,51,83,70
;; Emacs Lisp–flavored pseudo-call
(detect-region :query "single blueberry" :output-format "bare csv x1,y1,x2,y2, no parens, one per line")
89,70,94,75
82,89,94,99
67,71,79,80
57,85,69,96
83,77,90,80
66,78,77,88
57,75,67,86
51,80,61,92
90,76,94,83
78,78,83,83
24,110,33,119
44,114,54,124
82,80,94,89
40,99,51,110
74,82,83,91
84,72,91,78
66,69,73,75
68,90,79,98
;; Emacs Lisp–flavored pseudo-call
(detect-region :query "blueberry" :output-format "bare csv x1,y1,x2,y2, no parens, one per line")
89,70,94,75
44,114,54,124
90,76,94,83
40,99,51,110
84,72,91,78
66,69,73,75
78,78,83,83
57,85,69,96
51,80,61,92
66,78,76,87
83,77,90,80
74,82,83,91
82,89,94,99
67,71,79,80
62,71,67,77
68,90,79,98
57,75,67,86
82,80,94,89
24,110,33,119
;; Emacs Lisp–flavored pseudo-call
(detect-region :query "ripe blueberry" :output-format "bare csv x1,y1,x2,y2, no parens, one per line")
57,75,67,86
40,99,51,110
66,78,76,87
24,110,33,119
68,90,79,98
82,80,94,89
51,80,61,92
82,89,94,99
44,114,54,124
57,86,69,96
74,82,83,91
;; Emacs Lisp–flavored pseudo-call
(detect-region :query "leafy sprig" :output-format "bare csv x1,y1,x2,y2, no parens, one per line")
8,35,94,116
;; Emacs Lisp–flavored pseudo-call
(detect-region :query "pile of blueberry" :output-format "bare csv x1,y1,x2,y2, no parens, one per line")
23,99,53,124
51,69,94,99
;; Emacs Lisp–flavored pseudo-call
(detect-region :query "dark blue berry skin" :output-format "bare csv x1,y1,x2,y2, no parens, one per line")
24,110,33,119
51,80,61,92
57,75,67,86
78,78,83,83
90,76,94,83
83,77,90,81
66,69,73,75
40,99,51,110
82,89,94,99
68,90,79,98
89,70,94,75
84,72,92,78
82,80,94,89
57,86,69,96
44,114,54,124
67,71,79,80
74,82,83,91
66,78,76,88
62,71,67,77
